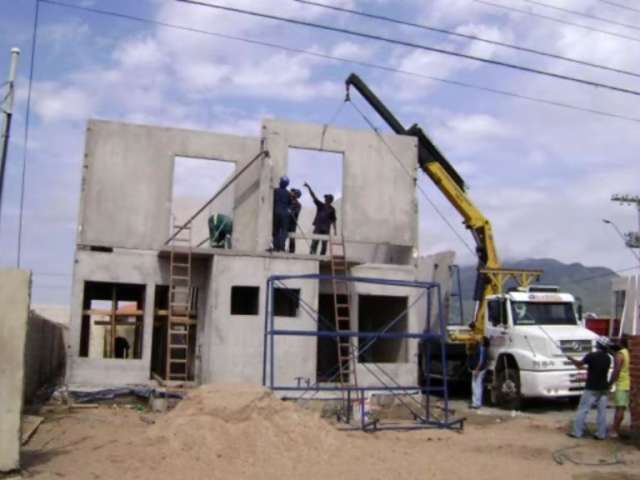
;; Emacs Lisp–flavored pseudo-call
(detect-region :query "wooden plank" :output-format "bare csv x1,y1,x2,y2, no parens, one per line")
83,308,144,316
21,415,44,445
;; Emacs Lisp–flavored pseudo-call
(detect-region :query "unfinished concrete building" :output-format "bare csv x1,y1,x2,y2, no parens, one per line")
66,118,453,388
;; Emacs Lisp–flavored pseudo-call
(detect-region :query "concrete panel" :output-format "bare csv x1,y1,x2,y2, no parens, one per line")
259,119,418,257
415,251,456,335
202,254,319,386
350,264,422,387
0,269,30,472
78,120,260,250
67,249,211,385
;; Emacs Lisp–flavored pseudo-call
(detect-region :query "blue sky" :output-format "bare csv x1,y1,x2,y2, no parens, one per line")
1,0,639,305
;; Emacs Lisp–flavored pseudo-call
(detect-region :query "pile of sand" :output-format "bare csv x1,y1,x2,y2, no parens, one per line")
128,384,351,479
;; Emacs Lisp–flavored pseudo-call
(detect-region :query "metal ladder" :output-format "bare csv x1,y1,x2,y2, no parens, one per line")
329,233,360,417
166,224,193,381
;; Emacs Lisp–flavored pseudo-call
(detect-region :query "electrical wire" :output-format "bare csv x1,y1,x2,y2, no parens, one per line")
346,99,477,257
174,0,640,97
17,0,39,268
294,0,640,79
39,0,640,124
599,0,640,15
472,0,640,44
521,0,640,32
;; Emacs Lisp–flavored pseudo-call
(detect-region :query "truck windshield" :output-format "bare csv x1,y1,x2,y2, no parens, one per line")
510,302,577,326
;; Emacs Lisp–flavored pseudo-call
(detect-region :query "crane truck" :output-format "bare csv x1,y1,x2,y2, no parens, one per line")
345,74,598,408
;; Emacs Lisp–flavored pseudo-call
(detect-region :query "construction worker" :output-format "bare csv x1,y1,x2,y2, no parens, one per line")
272,176,290,252
468,336,489,409
566,337,611,439
287,188,302,253
609,336,630,438
303,182,336,255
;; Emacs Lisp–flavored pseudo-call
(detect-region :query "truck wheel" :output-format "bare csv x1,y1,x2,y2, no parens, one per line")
495,367,522,410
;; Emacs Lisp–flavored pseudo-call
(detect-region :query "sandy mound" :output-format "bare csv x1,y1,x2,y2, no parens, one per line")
130,384,349,479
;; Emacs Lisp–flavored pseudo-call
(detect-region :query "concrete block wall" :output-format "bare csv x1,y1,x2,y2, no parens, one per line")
630,336,640,432
24,312,67,404
0,270,30,472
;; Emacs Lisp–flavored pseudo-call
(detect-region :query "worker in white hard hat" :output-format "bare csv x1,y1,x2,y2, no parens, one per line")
566,337,612,440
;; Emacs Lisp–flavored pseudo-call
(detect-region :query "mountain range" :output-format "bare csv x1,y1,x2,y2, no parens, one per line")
453,258,618,323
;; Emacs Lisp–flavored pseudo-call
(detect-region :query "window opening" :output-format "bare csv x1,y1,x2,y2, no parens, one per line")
231,286,260,315
79,282,145,359
273,288,300,317
172,156,235,246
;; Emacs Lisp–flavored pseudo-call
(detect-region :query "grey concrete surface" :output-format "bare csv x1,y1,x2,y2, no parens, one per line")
23,312,66,405
78,120,260,251
258,119,418,259
0,269,30,472
204,254,319,386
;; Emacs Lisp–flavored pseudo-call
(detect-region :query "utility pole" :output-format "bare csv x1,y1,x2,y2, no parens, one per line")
611,193,640,249
0,47,20,222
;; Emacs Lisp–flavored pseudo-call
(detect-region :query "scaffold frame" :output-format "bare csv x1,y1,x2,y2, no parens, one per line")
261,273,464,431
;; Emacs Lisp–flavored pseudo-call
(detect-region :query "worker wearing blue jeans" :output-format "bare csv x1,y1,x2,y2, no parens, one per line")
567,337,611,439
468,336,489,409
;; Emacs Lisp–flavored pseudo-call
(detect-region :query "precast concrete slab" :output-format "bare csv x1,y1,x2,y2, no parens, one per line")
0,269,31,472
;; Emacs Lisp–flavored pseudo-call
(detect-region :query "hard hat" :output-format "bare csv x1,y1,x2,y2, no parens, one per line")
279,176,290,188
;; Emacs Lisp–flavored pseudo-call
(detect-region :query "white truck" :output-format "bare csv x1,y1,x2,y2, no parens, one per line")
477,285,598,408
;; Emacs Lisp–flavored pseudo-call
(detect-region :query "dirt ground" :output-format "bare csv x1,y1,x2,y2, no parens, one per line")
10,385,640,480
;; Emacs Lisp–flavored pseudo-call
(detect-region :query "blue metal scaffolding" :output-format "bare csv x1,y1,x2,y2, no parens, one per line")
261,273,464,431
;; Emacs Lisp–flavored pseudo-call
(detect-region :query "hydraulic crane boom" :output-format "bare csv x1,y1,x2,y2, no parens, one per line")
345,73,502,338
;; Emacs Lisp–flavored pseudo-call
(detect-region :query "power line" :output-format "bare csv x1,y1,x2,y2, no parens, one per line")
294,0,640,79
18,0,39,268
174,0,640,97
472,0,640,44
599,0,640,15
38,0,640,124
521,0,640,32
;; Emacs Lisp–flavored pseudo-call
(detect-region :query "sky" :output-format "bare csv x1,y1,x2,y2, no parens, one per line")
0,0,639,306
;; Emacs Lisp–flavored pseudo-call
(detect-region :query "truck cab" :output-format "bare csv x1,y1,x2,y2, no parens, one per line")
484,286,598,408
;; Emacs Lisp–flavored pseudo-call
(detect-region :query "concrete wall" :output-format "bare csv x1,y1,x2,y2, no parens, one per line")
202,253,319,386
67,248,210,385
247,119,418,259
24,312,67,404
415,251,456,335
0,270,30,472
78,120,261,250
612,275,639,336
350,264,423,387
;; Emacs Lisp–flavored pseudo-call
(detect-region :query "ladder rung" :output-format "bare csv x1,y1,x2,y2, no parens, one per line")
169,359,188,364
336,316,350,321
169,344,188,349
172,262,191,267
171,275,190,281
170,302,190,307
169,329,189,334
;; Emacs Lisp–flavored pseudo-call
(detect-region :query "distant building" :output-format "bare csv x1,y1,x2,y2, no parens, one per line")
611,274,639,336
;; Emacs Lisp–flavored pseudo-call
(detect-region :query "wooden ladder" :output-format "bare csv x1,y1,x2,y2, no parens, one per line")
329,233,359,414
166,224,193,381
